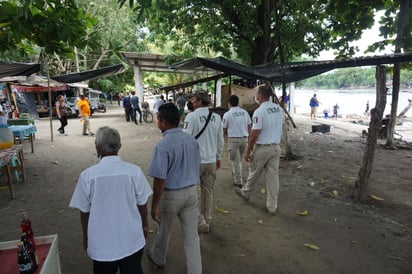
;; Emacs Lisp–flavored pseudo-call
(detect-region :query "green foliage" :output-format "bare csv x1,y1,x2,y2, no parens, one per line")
117,0,386,66
298,67,411,89
0,0,97,56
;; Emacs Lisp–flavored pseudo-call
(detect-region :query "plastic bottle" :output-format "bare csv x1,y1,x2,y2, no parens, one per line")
20,212,36,249
17,242,34,274
21,233,38,271
0,124,14,149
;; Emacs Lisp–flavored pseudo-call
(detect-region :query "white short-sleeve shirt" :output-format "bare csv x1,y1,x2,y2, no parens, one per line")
182,107,224,163
69,156,153,261
252,101,284,144
222,106,251,137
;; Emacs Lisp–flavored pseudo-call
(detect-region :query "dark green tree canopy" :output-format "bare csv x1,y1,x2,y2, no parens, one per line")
118,0,385,65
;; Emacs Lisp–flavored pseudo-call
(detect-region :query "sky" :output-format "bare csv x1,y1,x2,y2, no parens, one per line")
318,11,394,60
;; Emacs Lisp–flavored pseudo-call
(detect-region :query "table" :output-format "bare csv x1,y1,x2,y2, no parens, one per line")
9,125,37,153
0,234,62,274
0,145,25,199
7,118,35,126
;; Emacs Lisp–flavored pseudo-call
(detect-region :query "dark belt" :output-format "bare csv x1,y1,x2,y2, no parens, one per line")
229,136,247,138
255,143,278,147
164,185,195,191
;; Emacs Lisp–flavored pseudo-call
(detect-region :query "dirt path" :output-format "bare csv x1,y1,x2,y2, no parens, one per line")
1,105,411,273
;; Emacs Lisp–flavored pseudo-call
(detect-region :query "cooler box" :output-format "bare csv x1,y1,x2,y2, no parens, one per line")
312,124,330,133
0,234,61,274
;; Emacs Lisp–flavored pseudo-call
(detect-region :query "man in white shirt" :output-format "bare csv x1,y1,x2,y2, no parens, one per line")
183,90,224,233
69,127,153,274
235,85,284,215
222,95,251,187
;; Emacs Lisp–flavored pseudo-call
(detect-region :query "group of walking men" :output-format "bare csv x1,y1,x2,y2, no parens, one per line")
69,85,285,274
123,91,143,124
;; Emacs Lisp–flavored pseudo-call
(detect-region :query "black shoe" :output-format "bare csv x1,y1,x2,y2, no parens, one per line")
146,249,164,270
83,133,89,136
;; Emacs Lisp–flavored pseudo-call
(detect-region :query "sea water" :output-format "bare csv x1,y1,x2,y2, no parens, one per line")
291,89,412,117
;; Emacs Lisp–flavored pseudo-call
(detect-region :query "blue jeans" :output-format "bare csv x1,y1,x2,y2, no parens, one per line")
132,107,142,124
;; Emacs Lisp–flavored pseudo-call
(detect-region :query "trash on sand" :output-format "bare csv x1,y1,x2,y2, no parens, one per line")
369,194,384,201
53,161,59,165
296,210,309,216
309,182,315,186
260,188,266,194
303,243,320,250
332,190,338,197
257,219,264,224
215,206,229,214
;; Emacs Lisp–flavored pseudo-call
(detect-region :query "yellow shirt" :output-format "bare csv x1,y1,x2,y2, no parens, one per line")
77,98,91,116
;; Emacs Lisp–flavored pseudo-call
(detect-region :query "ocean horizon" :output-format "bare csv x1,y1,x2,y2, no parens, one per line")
291,89,412,117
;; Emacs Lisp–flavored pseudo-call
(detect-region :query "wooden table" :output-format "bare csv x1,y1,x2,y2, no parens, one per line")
0,145,25,199
9,125,37,153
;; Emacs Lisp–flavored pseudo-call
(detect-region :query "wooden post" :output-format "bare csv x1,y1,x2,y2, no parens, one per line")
355,65,387,202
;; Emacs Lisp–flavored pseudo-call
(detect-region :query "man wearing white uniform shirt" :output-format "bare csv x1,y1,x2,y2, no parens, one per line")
183,90,224,233
69,127,153,274
235,85,284,215
222,95,251,187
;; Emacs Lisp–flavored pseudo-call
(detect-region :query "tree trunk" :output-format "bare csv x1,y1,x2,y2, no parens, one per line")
355,66,387,202
385,0,409,148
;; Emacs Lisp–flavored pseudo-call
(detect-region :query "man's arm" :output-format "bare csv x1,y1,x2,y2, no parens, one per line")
151,177,165,223
244,129,261,162
80,211,89,250
138,203,149,238
216,118,224,170
56,102,61,118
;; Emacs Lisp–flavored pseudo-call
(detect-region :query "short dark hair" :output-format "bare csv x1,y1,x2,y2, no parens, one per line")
257,85,271,99
158,103,180,126
228,95,239,106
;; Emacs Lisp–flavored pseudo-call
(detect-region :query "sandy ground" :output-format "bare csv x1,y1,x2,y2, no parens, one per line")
1,104,411,274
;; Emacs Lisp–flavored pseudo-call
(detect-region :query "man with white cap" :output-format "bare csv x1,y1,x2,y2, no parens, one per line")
182,90,224,233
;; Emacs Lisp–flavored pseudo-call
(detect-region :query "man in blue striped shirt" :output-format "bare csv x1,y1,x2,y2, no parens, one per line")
147,103,202,274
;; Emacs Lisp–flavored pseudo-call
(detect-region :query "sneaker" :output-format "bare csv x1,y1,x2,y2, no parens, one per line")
233,183,242,188
89,132,95,136
83,133,89,136
198,222,210,233
267,208,278,215
146,249,164,270
235,187,250,201
64,133,69,136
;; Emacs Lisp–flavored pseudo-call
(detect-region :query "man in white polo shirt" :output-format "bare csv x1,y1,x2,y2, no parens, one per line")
222,95,251,188
235,85,284,215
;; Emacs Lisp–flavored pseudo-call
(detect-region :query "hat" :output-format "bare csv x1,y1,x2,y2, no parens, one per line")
187,90,210,103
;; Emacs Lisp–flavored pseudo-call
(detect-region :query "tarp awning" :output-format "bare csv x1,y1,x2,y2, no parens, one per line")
0,61,41,78
169,53,412,83
51,64,125,83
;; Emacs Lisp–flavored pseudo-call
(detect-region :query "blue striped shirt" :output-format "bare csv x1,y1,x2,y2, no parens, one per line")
148,128,200,190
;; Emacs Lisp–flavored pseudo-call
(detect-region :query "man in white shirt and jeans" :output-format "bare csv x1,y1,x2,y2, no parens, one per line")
183,90,224,233
222,95,251,187
69,126,153,274
235,85,284,215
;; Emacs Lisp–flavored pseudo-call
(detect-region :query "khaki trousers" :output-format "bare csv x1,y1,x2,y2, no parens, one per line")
82,115,91,134
198,163,216,225
150,186,202,274
227,137,247,185
243,144,281,211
